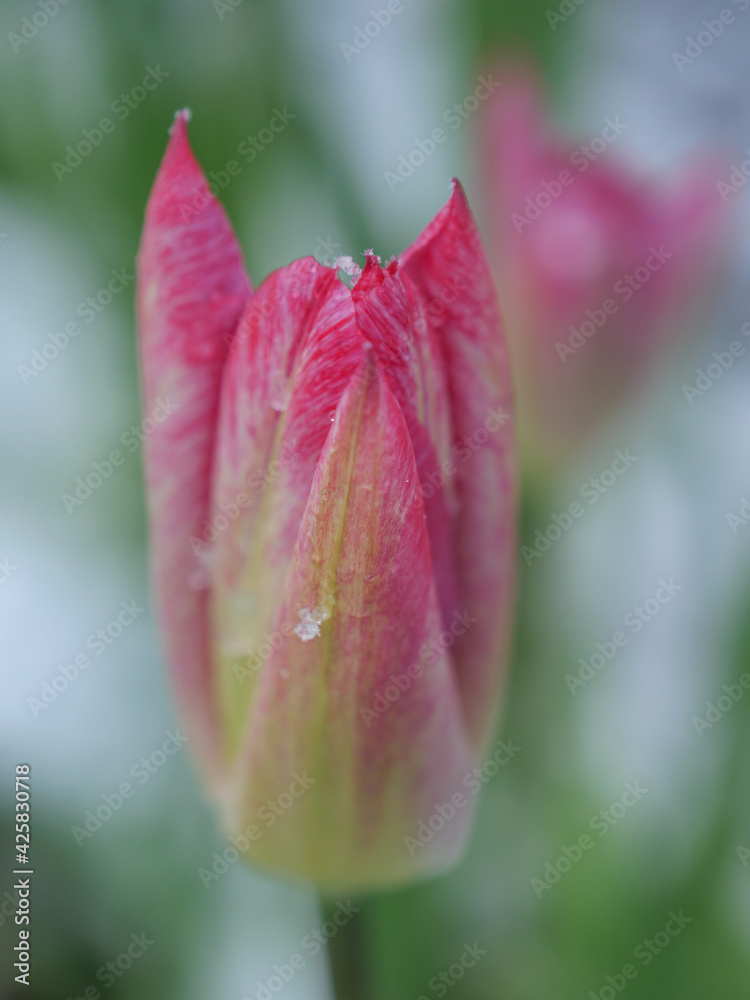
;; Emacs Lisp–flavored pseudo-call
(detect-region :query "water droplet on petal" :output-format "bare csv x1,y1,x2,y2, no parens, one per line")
294,623,318,642
332,255,362,286
332,255,360,277
294,605,330,642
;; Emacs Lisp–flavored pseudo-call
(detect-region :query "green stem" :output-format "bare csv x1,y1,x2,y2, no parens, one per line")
323,895,374,1000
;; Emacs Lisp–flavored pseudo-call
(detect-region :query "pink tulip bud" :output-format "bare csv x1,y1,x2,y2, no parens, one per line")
482,63,726,464
136,112,516,890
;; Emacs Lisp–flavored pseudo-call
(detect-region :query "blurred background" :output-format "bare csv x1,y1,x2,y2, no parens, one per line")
2,0,750,997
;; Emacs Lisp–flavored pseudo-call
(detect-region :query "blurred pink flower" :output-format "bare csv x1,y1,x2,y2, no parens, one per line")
483,63,725,465
136,112,516,890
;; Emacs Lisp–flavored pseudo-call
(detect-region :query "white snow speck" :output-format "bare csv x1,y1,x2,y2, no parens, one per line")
294,605,330,642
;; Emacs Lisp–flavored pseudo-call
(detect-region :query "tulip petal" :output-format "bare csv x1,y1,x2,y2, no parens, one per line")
226,357,475,890
136,111,251,781
400,181,516,749
209,260,365,752
351,253,460,633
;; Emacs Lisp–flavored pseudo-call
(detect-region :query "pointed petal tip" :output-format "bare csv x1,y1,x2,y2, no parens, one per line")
352,250,385,294
170,107,192,131
362,250,381,272
399,176,478,267
163,109,193,162
147,110,202,210
447,177,471,216
152,111,213,209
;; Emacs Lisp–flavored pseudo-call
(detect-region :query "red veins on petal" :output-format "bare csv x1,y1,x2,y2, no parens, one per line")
136,110,252,782
401,180,516,748
138,112,518,889
230,358,474,888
